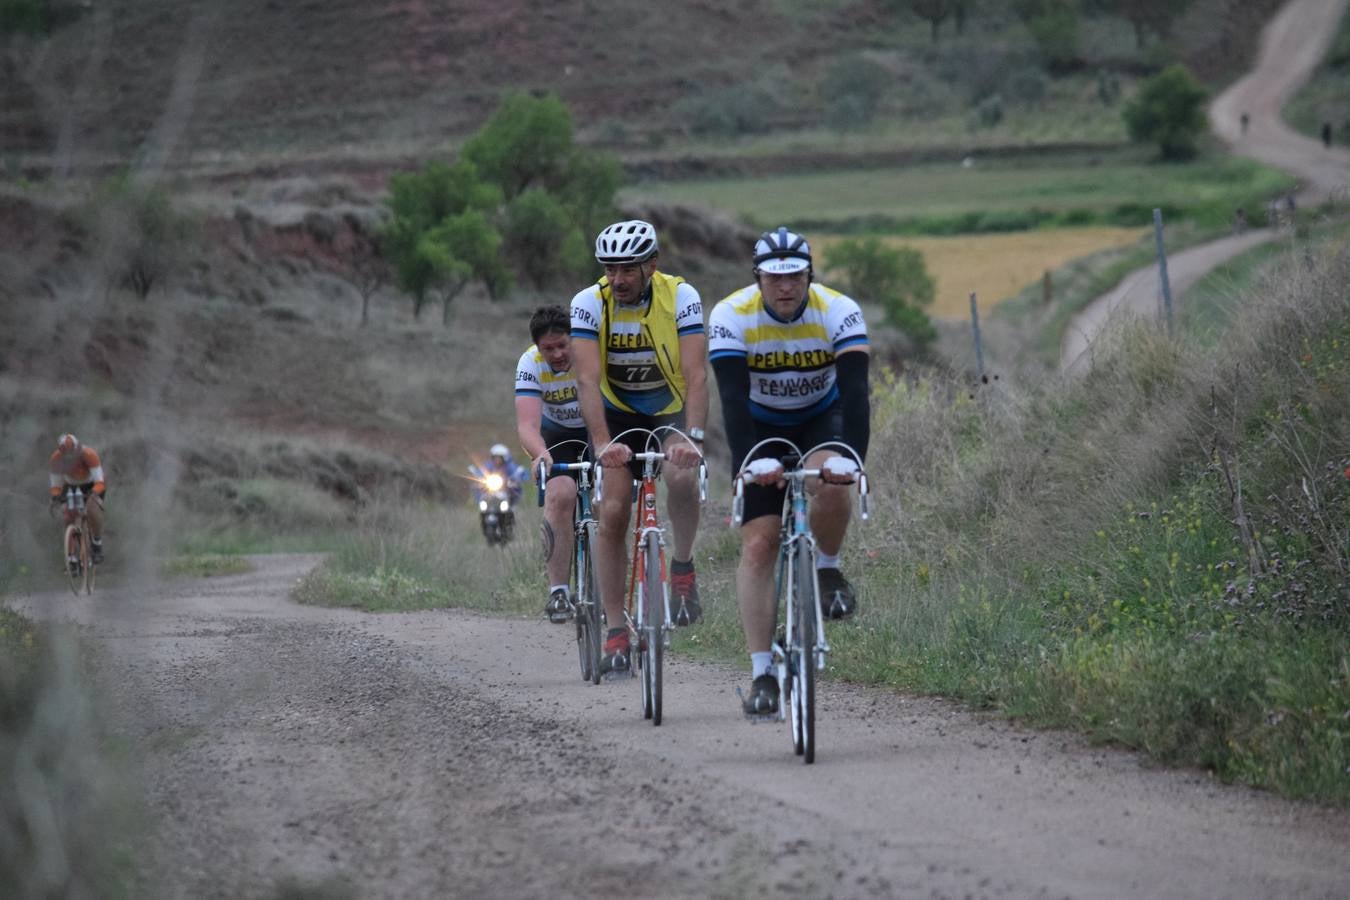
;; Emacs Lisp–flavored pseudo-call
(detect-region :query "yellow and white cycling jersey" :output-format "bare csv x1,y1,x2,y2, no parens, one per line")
514,344,583,430
569,272,704,416
708,282,868,426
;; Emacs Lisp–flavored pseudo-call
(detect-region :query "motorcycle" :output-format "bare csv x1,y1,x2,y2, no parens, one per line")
474,470,517,545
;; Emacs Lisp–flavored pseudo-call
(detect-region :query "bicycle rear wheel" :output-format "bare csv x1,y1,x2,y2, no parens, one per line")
575,523,602,684
64,525,81,596
791,543,817,763
639,532,664,725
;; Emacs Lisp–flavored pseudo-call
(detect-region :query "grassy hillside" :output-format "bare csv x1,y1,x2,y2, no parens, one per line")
1,0,1284,178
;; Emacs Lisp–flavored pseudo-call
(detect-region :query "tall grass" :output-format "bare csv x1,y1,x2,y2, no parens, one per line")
842,234,1350,802
0,611,139,896
292,496,543,615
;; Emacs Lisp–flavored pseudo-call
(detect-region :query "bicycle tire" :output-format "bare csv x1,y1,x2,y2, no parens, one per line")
82,527,95,595
639,534,666,723
643,531,664,726
793,542,817,763
574,583,592,683
578,522,603,685
64,524,81,596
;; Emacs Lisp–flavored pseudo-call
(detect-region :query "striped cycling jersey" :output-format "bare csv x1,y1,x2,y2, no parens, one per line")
707,282,868,426
569,275,704,416
514,344,583,431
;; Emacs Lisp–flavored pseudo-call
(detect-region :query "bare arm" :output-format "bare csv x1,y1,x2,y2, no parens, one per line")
571,336,616,455
515,395,547,462
679,331,708,435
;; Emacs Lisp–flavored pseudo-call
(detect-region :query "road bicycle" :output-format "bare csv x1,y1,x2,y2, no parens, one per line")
55,486,97,596
732,439,869,763
537,443,603,684
596,427,706,726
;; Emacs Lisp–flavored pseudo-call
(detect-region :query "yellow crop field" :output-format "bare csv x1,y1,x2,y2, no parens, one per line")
817,227,1149,320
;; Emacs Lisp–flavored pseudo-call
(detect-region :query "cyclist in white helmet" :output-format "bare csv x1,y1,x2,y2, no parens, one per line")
570,219,708,676
473,443,527,506
708,226,871,717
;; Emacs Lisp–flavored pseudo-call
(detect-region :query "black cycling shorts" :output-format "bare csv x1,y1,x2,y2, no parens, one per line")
541,424,590,482
601,406,686,481
739,406,846,524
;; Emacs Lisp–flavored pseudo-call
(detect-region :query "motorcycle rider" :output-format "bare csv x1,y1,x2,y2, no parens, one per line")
470,444,527,541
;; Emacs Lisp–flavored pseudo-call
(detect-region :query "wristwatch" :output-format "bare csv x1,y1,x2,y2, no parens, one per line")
688,427,705,443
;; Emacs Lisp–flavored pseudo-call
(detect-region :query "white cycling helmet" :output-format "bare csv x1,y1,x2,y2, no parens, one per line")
595,220,659,264
754,226,812,275
490,443,510,458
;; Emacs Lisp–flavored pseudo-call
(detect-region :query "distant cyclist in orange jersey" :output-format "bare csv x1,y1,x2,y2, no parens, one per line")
49,433,107,564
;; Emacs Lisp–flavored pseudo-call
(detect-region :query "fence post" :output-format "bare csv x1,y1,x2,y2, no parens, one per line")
969,291,984,382
1153,207,1174,334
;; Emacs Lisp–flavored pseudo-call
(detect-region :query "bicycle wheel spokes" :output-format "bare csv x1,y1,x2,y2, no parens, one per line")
644,533,664,726
64,525,81,596
82,529,95,595
581,524,603,685
794,543,817,763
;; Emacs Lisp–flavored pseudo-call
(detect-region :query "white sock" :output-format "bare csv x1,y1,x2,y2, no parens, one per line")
549,584,568,596
751,652,774,679
815,552,839,570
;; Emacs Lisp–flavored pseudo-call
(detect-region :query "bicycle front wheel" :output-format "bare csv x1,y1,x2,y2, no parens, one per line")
576,522,602,684
791,543,817,763
64,525,81,596
640,532,664,726
82,528,95,595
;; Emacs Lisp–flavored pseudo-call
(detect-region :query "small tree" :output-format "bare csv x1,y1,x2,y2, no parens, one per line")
1123,64,1208,160
908,0,952,43
461,92,574,201
503,188,582,288
1014,0,1082,71
1103,0,1192,48
824,237,937,347
381,160,505,319
78,175,193,300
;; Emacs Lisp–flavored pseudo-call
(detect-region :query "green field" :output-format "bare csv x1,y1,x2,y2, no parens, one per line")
629,150,1296,234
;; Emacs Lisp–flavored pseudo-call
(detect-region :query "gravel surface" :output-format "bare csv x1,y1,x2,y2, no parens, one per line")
11,554,1350,899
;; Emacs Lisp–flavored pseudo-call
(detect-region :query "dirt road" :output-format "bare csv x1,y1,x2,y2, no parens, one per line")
1061,0,1350,374
15,556,1349,899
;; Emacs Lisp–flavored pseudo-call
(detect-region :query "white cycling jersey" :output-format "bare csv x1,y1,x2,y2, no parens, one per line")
514,344,583,430
708,282,868,426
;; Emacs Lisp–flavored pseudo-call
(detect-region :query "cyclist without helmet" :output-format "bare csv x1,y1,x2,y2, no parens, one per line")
49,433,108,564
708,226,871,716
570,219,709,675
515,304,588,624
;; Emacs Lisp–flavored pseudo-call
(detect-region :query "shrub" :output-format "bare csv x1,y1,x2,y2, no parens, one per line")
822,54,892,128
824,236,936,346
1123,64,1209,160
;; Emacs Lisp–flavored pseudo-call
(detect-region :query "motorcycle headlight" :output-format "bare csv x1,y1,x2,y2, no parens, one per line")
484,473,505,492
499,500,510,512
478,500,488,511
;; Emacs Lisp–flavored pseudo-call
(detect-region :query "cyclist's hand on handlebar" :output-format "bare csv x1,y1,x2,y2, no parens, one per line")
820,456,860,485
599,441,632,468
666,440,701,468
533,452,553,476
745,457,785,487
